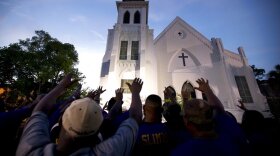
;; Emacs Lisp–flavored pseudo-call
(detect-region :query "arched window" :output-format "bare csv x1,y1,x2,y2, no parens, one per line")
123,11,130,24
134,11,140,24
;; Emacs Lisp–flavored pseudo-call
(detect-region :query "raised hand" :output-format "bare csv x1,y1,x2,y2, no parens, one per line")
87,86,106,101
33,73,79,114
58,73,78,89
194,78,225,112
87,90,98,99
194,78,211,93
115,88,124,102
237,99,247,111
126,78,143,94
127,78,143,124
96,86,106,95
107,88,125,119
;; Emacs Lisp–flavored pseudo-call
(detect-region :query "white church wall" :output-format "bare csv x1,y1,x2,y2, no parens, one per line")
99,0,271,120
154,18,217,99
223,49,271,118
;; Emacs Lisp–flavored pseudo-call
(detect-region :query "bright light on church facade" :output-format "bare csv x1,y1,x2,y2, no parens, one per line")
99,0,271,122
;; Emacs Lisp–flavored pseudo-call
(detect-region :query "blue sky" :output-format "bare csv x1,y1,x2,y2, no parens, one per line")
0,0,279,89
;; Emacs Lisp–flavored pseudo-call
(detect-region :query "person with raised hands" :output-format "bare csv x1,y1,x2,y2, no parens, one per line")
162,86,181,122
107,88,124,119
99,88,125,139
126,78,143,124
172,78,250,156
16,75,144,156
132,84,170,156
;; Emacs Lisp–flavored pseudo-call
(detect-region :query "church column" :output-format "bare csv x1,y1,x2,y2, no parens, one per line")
238,47,248,66
212,38,237,110
106,25,122,98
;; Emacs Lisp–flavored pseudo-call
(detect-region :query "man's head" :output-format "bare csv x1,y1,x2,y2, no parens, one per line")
166,86,176,98
143,94,162,121
183,99,214,132
62,97,104,138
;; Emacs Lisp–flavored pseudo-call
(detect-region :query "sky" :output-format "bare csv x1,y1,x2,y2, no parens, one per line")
0,0,279,89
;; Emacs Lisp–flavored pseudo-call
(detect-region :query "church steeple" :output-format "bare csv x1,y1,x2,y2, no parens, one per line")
117,0,148,25
100,0,155,101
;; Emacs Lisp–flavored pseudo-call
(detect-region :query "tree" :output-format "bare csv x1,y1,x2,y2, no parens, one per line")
250,65,266,81
0,30,83,109
268,64,280,96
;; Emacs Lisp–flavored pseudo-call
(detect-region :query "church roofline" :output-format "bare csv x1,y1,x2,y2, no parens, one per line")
154,16,212,49
117,0,148,9
116,0,149,21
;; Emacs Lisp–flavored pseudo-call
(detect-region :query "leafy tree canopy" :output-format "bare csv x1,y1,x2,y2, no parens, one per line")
0,30,84,109
268,64,280,96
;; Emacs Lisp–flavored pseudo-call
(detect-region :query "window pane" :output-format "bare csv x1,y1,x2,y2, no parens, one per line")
131,41,139,60
120,41,128,60
124,11,130,24
134,11,140,24
235,76,253,103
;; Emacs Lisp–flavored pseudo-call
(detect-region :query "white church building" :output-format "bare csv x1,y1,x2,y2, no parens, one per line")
99,0,271,122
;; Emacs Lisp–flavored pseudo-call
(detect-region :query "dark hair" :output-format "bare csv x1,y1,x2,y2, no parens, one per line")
145,94,163,117
146,94,162,107
167,86,176,97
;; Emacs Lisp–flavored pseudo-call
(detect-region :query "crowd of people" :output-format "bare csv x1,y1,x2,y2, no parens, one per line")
0,73,279,156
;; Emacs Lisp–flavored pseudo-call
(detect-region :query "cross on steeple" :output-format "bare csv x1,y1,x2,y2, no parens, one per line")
178,53,188,66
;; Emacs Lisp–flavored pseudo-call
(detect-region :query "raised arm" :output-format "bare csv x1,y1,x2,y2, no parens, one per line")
87,86,106,104
33,73,78,115
126,78,143,124
108,88,124,119
194,78,225,113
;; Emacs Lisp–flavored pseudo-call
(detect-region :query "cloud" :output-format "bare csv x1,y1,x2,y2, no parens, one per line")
69,15,88,24
90,30,105,41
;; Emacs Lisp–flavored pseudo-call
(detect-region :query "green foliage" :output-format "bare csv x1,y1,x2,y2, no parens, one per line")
0,30,84,109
